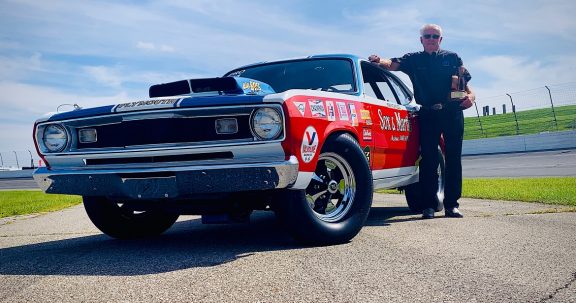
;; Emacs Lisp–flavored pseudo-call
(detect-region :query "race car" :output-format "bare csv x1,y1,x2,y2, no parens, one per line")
33,54,444,245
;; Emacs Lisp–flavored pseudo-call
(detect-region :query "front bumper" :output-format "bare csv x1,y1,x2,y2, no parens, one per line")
34,156,299,200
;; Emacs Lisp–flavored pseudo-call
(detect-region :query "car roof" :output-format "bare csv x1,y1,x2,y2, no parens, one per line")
229,54,361,72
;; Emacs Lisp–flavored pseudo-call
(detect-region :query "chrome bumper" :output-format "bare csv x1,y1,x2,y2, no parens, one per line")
33,156,299,199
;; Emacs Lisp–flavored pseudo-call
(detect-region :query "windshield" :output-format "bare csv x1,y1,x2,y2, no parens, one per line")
224,58,356,94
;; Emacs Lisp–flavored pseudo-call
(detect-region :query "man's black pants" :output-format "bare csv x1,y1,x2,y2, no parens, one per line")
417,107,464,210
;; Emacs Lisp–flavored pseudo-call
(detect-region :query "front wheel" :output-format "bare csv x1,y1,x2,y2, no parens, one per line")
83,197,179,239
275,133,373,245
404,148,445,212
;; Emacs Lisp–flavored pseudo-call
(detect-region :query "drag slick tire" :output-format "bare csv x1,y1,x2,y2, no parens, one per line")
404,148,445,213
83,196,179,239
275,133,373,245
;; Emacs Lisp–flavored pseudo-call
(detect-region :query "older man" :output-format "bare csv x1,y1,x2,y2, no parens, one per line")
369,24,476,219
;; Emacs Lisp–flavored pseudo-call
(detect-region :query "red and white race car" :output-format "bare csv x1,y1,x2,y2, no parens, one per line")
33,54,444,245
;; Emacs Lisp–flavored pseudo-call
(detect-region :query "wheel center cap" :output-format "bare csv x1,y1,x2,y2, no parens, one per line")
328,180,339,194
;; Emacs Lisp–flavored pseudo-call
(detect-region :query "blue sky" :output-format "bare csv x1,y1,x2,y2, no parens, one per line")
1,0,575,153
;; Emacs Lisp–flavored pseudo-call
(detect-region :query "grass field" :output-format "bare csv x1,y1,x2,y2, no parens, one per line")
1,177,575,219
376,177,576,208
464,104,576,140
0,190,81,218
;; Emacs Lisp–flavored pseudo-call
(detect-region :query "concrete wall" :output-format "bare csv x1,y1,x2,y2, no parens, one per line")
463,130,576,155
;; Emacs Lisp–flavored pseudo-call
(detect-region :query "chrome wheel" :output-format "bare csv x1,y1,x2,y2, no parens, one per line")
306,152,356,222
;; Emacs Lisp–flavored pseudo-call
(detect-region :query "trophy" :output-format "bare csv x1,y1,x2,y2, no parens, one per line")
450,67,467,100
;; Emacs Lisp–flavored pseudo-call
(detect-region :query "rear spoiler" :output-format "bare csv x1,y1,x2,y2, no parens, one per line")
149,77,274,98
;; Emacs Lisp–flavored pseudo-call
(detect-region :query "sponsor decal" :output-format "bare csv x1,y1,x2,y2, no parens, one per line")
294,101,307,116
363,146,371,163
361,109,372,125
114,98,179,112
309,99,326,118
325,101,336,121
301,126,319,163
242,81,261,92
336,102,349,121
378,109,411,132
348,103,358,126
362,127,372,141
360,109,371,120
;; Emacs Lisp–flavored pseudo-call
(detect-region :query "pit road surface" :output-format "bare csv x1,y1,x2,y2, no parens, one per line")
1,194,575,302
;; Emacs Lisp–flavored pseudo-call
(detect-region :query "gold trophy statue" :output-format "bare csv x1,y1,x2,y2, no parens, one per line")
450,66,467,100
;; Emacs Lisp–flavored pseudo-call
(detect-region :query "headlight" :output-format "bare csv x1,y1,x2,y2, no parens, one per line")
251,107,283,140
43,124,68,152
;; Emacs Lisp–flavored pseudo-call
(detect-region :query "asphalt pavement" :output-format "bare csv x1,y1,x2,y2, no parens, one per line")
1,194,575,302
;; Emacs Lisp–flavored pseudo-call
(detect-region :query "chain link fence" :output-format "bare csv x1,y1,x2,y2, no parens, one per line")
465,82,576,139
0,150,42,170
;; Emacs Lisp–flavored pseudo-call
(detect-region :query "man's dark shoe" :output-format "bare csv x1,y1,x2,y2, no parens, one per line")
422,208,435,219
445,207,464,218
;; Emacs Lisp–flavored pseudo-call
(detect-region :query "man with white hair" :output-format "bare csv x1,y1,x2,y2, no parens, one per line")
369,24,476,219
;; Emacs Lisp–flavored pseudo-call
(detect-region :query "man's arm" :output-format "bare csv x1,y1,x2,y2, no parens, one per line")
460,83,476,109
368,55,400,71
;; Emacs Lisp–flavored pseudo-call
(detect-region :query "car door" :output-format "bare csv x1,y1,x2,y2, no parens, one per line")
360,62,419,177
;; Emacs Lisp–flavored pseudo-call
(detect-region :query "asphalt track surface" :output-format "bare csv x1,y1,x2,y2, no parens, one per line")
1,195,575,302
1,149,575,302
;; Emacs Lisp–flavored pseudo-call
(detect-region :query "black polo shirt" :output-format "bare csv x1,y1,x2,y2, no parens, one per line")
392,49,471,106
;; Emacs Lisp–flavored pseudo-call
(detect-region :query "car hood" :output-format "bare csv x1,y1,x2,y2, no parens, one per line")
42,77,275,122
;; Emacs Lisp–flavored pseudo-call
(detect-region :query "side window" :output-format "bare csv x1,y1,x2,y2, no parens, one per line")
387,75,412,105
376,82,397,103
361,62,400,104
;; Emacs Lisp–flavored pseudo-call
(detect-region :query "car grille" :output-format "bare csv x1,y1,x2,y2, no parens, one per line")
58,105,280,151
76,115,252,149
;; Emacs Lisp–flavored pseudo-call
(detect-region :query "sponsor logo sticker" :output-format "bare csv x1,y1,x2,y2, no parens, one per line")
363,146,371,163
336,102,349,121
301,126,319,163
242,81,262,92
309,99,326,118
348,103,358,126
325,101,336,121
294,101,306,116
362,127,372,141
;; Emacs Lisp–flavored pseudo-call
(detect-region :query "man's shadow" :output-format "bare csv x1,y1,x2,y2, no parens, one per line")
365,205,422,226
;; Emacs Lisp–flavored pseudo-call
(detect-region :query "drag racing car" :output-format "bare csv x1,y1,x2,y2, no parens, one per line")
33,54,444,245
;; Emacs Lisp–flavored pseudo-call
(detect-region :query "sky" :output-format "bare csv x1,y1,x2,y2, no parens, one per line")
1,0,575,155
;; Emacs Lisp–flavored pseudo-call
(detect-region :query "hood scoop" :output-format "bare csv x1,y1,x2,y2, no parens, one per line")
149,77,274,98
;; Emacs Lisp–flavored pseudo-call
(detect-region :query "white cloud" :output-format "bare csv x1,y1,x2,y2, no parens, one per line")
136,41,175,53
83,66,123,88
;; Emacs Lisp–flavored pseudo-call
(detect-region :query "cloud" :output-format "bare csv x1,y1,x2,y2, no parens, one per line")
83,66,123,88
136,41,175,52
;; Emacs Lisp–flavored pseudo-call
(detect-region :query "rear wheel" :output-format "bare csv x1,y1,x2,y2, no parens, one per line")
404,148,445,212
275,133,373,245
83,196,179,239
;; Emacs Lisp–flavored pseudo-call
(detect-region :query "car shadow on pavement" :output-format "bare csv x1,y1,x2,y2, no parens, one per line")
0,211,301,277
0,206,420,277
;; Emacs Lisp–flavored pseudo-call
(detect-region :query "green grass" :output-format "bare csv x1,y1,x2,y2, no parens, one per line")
462,177,576,206
464,104,576,139
0,190,82,218
378,177,576,207
2,177,575,218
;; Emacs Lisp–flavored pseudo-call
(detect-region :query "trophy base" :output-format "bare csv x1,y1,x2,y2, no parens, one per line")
450,91,467,99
